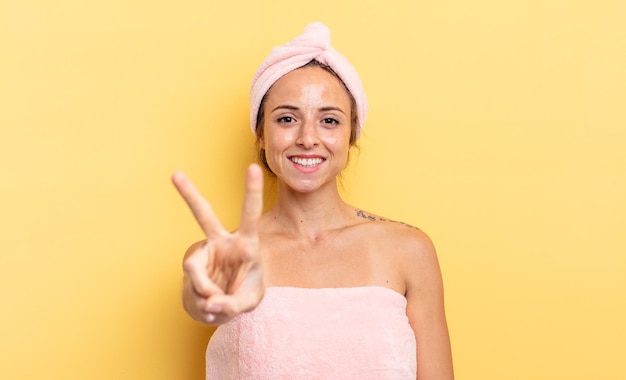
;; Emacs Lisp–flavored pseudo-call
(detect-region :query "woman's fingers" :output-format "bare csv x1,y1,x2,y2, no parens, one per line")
183,245,224,297
175,166,265,325
206,288,264,319
238,164,264,237
172,171,226,238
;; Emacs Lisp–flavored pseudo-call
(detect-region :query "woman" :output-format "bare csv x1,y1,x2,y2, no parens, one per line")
172,22,453,379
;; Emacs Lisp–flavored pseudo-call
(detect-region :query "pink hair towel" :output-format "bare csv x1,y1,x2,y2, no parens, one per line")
250,22,368,138
206,286,416,379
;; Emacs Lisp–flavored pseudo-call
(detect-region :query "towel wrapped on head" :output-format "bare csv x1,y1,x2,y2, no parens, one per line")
249,22,368,138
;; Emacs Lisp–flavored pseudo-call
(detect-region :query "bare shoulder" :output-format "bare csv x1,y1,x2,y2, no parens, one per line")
354,209,453,378
353,208,440,285
353,208,435,256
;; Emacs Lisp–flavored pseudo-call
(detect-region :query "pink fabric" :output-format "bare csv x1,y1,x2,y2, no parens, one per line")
206,286,416,379
249,22,368,138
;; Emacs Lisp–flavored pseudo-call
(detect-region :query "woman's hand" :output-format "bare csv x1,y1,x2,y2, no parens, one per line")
172,164,264,325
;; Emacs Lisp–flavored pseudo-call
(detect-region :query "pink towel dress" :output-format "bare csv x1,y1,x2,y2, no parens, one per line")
206,286,417,379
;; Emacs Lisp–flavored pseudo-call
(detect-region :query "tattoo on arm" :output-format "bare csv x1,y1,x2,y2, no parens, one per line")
355,209,420,230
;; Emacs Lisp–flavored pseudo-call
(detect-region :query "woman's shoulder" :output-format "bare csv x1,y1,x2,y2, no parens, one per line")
351,208,436,257
352,208,426,235
352,208,440,289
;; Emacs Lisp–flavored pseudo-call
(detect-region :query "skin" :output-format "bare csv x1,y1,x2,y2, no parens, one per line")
172,66,454,379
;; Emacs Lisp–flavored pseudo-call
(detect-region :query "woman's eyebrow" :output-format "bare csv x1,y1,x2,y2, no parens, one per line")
319,106,346,115
271,104,299,112
271,105,346,115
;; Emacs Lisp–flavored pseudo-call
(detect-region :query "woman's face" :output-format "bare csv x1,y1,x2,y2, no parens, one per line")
261,65,352,193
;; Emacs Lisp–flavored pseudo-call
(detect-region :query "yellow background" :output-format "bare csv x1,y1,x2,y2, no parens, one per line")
1,1,624,379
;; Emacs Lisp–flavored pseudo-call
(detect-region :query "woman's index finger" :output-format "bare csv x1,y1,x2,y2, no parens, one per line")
171,171,226,237
238,164,264,237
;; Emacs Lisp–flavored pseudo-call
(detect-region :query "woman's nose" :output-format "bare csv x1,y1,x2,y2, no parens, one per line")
296,119,318,148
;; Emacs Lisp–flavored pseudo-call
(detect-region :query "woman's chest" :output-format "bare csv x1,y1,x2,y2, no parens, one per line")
259,233,405,292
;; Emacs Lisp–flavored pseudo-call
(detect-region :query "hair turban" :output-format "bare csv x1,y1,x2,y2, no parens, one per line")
249,22,368,138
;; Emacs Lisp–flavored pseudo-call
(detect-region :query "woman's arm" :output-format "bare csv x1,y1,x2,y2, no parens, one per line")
403,229,454,380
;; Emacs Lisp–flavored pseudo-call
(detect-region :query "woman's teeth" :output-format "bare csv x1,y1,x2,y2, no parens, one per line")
290,157,323,167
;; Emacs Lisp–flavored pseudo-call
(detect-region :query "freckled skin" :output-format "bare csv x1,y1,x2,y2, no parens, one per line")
261,66,351,194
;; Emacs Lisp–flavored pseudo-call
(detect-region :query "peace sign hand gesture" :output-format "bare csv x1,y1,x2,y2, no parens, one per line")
172,164,265,325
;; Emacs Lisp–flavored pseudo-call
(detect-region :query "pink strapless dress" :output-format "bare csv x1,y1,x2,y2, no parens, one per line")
206,286,416,379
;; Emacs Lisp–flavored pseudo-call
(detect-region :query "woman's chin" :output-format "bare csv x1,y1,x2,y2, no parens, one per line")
279,178,327,194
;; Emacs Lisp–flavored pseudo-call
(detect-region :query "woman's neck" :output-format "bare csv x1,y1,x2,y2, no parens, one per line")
263,181,354,240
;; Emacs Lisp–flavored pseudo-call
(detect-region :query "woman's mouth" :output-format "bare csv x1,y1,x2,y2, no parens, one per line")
289,156,325,167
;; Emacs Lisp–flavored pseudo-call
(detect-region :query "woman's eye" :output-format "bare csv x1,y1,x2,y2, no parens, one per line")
322,118,339,125
277,116,294,123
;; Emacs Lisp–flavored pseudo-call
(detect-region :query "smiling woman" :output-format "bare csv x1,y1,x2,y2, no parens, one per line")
255,59,359,176
261,66,352,193
172,22,454,380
